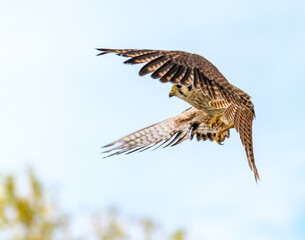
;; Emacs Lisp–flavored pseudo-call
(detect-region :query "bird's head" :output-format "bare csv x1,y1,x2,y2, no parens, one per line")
169,84,192,100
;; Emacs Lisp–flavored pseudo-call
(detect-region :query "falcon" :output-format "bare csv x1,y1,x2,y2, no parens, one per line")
97,48,259,181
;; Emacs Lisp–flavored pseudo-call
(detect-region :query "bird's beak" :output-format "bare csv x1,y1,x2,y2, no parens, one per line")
169,89,176,98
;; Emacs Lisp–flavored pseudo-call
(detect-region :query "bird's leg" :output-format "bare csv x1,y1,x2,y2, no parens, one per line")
215,123,234,144
209,113,223,128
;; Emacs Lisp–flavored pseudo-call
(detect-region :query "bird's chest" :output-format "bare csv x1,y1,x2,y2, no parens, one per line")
188,92,225,116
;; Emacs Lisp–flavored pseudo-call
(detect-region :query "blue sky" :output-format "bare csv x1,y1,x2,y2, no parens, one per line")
1,0,305,239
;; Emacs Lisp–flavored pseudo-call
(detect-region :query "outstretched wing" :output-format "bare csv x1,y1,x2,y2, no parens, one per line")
97,48,252,109
102,107,230,158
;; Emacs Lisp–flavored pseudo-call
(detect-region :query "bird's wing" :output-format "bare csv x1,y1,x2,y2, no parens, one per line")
102,107,230,158
97,48,252,108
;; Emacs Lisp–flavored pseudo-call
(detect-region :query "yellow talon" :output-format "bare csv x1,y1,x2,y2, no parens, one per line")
214,122,234,145
209,113,223,128
215,132,225,145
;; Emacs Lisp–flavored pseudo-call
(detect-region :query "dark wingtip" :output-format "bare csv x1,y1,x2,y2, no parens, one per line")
96,48,110,56
123,59,133,65
101,143,115,148
254,172,261,183
101,151,122,159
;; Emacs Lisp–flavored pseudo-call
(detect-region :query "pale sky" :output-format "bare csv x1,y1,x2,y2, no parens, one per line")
0,0,305,239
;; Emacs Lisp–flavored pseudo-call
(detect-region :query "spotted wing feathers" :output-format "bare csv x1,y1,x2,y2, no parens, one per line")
209,99,230,109
102,107,230,158
96,48,253,108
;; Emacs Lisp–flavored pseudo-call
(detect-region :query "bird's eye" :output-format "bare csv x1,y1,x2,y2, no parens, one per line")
176,85,182,89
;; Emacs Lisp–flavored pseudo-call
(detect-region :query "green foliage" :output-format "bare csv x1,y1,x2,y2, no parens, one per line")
0,169,187,240
93,209,127,240
0,169,68,240
141,218,156,240
171,229,186,240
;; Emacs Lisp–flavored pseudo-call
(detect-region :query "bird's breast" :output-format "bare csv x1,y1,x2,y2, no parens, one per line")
186,91,224,115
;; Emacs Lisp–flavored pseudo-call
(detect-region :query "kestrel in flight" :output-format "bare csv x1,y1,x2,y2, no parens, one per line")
97,48,259,181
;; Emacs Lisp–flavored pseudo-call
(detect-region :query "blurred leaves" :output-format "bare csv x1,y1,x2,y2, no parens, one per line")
93,209,127,240
0,169,68,240
141,218,155,240
171,229,186,240
0,169,186,240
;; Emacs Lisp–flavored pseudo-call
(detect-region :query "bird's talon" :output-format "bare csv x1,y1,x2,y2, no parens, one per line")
209,114,223,128
215,132,225,145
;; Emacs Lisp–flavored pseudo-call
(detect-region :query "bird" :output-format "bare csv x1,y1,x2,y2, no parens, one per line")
97,48,259,181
